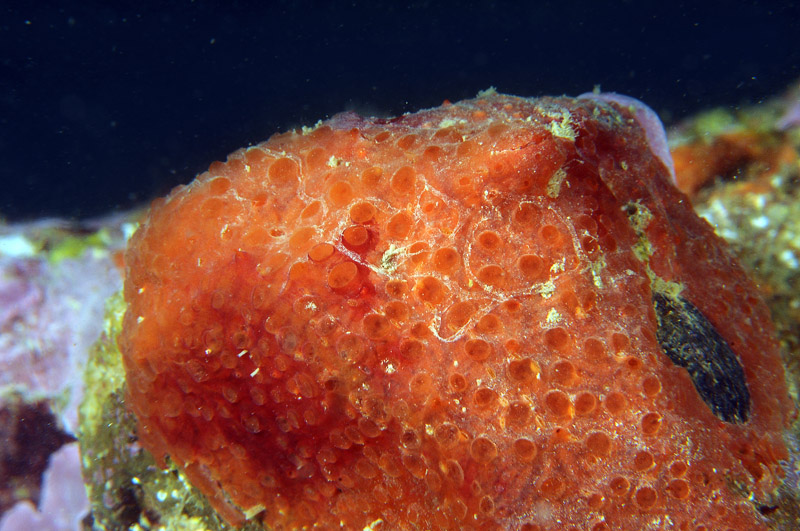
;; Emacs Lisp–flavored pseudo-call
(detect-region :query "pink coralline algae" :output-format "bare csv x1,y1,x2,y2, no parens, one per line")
0,219,125,434
0,217,127,529
0,443,89,531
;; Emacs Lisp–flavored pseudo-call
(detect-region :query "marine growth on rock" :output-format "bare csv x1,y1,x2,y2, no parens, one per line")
120,91,795,530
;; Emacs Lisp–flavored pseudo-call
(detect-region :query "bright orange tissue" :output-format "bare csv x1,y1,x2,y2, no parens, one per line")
120,92,794,530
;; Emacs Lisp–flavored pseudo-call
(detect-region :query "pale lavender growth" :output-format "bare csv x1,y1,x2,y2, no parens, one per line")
39,443,90,529
0,260,43,326
0,443,89,531
0,215,128,529
578,91,677,184
0,502,47,531
0,219,126,434
776,99,800,131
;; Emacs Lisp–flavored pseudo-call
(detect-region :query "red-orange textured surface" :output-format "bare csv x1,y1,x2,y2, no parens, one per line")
671,130,799,197
120,92,794,530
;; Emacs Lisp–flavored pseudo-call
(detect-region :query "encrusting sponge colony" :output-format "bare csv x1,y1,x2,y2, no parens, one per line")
120,91,794,530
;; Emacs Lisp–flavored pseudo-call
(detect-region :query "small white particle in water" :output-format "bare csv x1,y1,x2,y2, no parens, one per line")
250,367,260,377
0,234,35,257
751,215,770,229
237,349,248,357
122,222,138,240
780,249,799,269
156,490,167,502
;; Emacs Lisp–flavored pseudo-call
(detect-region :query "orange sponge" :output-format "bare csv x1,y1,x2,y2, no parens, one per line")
120,92,794,530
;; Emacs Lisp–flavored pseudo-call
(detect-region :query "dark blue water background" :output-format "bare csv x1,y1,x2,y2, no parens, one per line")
2,1,798,220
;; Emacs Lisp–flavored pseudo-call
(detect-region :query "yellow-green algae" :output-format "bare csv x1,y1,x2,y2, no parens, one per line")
0,219,130,264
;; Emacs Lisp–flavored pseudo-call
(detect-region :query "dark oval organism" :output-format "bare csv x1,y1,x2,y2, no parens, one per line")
653,291,750,423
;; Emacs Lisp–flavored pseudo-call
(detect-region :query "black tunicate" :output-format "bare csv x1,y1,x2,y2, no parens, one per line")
653,291,750,423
